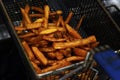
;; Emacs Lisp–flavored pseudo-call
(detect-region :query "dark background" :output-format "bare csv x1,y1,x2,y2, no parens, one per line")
0,17,28,80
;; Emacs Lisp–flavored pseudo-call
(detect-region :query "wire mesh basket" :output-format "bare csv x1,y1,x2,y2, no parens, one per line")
0,0,120,80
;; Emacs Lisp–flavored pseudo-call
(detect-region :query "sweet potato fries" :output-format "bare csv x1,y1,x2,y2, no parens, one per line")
15,4,99,74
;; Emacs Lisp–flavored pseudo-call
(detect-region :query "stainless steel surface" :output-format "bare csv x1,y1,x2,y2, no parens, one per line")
102,0,120,12
37,61,84,78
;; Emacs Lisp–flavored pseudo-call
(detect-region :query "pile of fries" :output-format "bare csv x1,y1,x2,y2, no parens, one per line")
14,4,99,74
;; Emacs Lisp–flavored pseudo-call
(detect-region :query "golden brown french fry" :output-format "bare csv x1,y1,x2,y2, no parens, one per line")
31,29,39,34
39,47,56,52
73,48,87,57
29,14,44,18
16,30,23,34
65,11,73,24
26,36,42,43
19,21,24,27
19,32,36,38
20,8,31,24
50,11,62,27
57,27,66,32
56,10,63,15
48,23,56,26
46,52,56,59
81,73,85,80
24,4,30,13
82,46,91,51
43,18,48,28
47,60,57,65
66,56,85,62
32,46,48,65
60,16,65,28
66,24,82,39
75,15,85,31
60,48,72,57
39,28,57,35
31,61,42,74
42,35,66,42
42,60,71,73
47,26,66,32
50,10,62,16
56,15,61,27
38,40,49,47
44,5,50,19
14,27,26,31
27,40,47,47
33,59,41,65
42,64,61,73
43,5,50,28
34,18,44,23
90,41,99,48
25,22,42,29
31,6,44,13
55,51,64,60
53,35,97,49
47,25,57,29
52,56,84,66
22,41,35,61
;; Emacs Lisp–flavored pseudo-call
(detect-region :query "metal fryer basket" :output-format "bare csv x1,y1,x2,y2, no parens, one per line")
0,0,120,80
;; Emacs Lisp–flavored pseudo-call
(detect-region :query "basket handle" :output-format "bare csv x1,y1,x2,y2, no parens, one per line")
59,65,84,80
59,52,93,80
